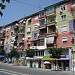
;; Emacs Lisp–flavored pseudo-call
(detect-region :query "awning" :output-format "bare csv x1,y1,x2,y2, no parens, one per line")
44,61,51,64
56,58,70,60
46,36,54,44
42,58,56,61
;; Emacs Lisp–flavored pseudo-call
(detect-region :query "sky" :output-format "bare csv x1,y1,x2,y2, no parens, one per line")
0,0,63,26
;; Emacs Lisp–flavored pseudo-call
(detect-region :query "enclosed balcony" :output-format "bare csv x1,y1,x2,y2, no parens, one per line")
46,25,57,37
44,5,56,16
19,25,25,34
38,29,47,39
39,10,46,20
39,19,46,29
30,38,46,49
46,16,56,26
32,30,39,41
17,35,25,43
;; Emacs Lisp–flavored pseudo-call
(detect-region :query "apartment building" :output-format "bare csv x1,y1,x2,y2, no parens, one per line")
1,0,75,71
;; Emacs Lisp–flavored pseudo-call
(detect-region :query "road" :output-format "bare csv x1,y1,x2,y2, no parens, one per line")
0,63,74,75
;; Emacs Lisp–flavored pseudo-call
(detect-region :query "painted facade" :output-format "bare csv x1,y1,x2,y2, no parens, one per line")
1,0,75,71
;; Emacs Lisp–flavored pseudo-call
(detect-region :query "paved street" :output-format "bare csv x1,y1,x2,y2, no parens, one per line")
0,63,75,75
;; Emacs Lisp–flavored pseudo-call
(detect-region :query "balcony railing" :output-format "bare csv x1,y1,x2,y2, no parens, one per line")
46,32,58,37
38,34,45,39
46,21,56,26
30,45,46,50
46,11,56,16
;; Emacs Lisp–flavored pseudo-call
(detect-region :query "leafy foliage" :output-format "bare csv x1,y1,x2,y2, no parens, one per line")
10,48,20,59
0,0,10,16
26,49,35,58
0,47,5,55
48,47,63,59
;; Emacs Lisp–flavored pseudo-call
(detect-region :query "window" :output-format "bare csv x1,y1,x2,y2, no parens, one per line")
60,5,65,11
62,37,68,44
34,25,38,30
61,15,66,21
40,19,45,25
50,18,55,22
72,34,75,44
34,16,38,20
28,19,31,25
28,44,30,48
28,37,31,40
34,33,37,39
72,0,75,4
61,26,67,32
27,27,31,32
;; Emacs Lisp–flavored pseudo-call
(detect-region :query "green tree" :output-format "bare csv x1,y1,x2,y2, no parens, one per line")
0,47,5,55
0,0,10,16
10,48,20,59
48,48,63,59
26,49,35,58
26,49,35,67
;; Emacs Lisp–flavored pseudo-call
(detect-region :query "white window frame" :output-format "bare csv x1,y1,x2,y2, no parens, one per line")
34,16,38,20
61,15,66,21
61,26,67,32
60,5,66,12
27,27,31,32
62,37,68,44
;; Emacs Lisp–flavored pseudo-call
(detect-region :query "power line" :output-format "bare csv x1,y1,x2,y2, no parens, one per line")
13,0,41,9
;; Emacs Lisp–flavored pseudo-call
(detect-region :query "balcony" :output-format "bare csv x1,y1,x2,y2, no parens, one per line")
30,45,46,50
17,45,24,51
17,39,24,43
46,32,58,37
39,25,46,29
46,11,56,16
39,10,45,20
0,33,5,39
46,21,56,27
38,34,45,39
13,25,19,30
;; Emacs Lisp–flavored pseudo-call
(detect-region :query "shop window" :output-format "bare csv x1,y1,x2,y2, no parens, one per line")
62,37,68,44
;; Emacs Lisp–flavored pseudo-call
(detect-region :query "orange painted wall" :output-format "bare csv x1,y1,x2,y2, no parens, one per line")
67,2,71,12
32,16,39,24
57,32,73,48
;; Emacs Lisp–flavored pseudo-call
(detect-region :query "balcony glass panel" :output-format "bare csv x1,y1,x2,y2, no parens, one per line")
40,19,45,26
